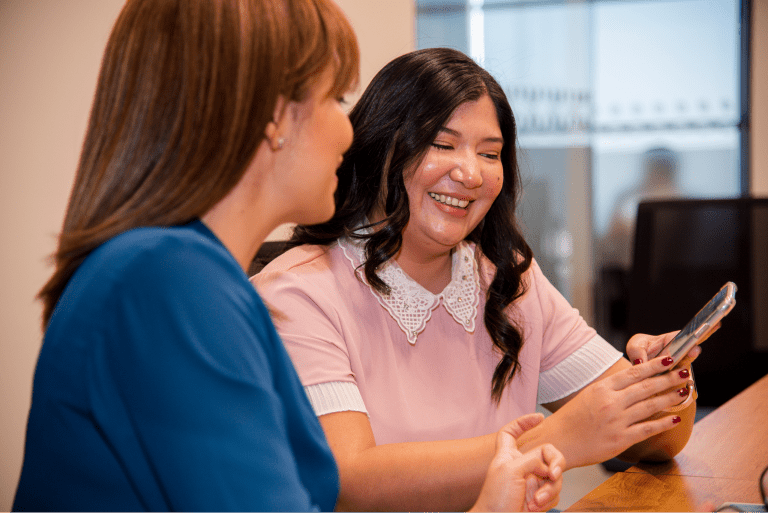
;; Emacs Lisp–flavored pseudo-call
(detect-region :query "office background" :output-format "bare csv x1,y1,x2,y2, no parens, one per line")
0,0,766,509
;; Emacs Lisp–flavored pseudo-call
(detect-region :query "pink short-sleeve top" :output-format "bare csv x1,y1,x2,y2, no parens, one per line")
252,238,621,445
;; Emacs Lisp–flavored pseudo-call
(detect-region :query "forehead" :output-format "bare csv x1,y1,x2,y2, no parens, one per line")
442,95,502,138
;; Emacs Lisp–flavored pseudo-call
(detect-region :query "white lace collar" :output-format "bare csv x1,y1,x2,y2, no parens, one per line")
338,236,480,345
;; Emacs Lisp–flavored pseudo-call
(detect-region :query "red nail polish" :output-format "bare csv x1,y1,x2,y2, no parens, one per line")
662,357,674,366
672,416,682,424
678,387,690,397
633,359,642,365
679,369,690,379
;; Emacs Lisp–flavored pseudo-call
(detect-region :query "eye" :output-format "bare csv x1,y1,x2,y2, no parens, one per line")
431,143,453,151
480,152,500,160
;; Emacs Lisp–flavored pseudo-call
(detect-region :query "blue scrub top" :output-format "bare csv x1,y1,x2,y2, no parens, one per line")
13,220,338,512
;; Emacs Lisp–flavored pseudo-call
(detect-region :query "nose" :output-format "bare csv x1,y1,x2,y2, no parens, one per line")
448,154,483,189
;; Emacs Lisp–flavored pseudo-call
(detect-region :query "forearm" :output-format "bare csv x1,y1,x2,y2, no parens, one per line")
511,414,582,470
334,434,496,512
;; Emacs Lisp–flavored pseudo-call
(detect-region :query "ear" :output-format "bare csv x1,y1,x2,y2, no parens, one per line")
264,95,289,151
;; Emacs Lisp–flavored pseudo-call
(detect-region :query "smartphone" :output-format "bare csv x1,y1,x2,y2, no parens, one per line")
657,281,737,366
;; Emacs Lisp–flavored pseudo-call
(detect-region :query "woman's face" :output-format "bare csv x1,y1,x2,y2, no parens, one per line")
279,69,354,226
401,94,504,256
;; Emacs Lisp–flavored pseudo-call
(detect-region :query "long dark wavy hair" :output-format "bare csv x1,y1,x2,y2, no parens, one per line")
291,47,533,402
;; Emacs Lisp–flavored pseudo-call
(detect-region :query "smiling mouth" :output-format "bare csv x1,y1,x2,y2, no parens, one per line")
428,192,471,209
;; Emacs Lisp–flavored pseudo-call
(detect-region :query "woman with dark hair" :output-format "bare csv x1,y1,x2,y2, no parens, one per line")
253,47,699,511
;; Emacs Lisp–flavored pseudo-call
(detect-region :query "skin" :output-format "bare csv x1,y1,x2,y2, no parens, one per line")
394,95,505,293
206,79,557,512
202,68,353,270
321,94,699,511
470,414,565,513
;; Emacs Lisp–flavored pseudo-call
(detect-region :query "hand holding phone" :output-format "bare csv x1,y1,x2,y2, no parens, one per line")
656,282,737,366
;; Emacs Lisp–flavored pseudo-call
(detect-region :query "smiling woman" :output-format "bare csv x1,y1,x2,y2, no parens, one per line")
251,47,698,512
392,95,505,292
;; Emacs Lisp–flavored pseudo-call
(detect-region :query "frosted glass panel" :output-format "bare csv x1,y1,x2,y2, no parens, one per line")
594,0,739,130
414,0,742,325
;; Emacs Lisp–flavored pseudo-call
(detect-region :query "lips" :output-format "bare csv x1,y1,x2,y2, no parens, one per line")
428,192,471,209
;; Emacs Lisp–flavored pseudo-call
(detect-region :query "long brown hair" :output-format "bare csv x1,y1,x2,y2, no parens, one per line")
39,0,359,328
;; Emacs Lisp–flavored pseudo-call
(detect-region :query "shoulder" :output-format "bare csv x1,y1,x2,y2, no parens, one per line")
46,222,275,370
99,224,234,275
251,243,346,294
258,243,334,275
57,223,252,325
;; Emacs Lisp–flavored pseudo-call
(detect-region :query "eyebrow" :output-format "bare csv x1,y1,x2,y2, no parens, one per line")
438,127,504,144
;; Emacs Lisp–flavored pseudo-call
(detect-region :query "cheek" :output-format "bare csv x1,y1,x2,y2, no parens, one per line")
420,159,440,181
487,170,504,200
405,159,439,197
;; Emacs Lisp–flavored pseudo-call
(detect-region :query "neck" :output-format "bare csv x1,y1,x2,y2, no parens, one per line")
201,152,284,272
201,206,276,272
395,243,454,294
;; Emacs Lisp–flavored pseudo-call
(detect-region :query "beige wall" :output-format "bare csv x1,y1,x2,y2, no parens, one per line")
0,1,125,508
0,1,414,508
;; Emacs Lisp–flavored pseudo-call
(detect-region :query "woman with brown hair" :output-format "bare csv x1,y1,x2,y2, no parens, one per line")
13,0,358,510
14,2,565,511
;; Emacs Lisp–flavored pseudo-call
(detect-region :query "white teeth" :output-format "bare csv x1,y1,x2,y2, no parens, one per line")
429,192,469,209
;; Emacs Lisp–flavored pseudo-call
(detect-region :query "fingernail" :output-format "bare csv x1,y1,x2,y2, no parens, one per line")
672,416,682,424
679,369,690,379
662,357,674,366
535,489,549,504
678,387,690,397
633,358,643,365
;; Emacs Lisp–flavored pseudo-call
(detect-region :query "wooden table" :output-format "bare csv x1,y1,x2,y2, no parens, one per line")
567,373,768,511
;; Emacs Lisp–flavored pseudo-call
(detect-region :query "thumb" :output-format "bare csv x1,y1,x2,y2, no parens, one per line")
651,331,677,358
497,413,546,452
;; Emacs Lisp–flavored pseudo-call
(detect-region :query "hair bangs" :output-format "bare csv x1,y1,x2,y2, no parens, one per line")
283,0,359,102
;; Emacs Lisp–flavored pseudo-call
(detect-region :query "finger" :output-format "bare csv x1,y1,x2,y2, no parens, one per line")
518,447,564,512
524,475,539,510
498,412,546,442
652,331,678,358
625,335,650,365
620,364,693,409
628,332,675,363
530,481,561,512
625,383,693,424
508,448,554,479
539,444,565,482
609,354,680,391
624,412,683,443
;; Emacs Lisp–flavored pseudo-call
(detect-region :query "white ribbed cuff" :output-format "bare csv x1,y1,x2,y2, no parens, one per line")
537,335,623,404
304,381,369,417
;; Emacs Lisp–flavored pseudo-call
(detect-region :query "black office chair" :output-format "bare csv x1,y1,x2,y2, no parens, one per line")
248,240,291,277
626,197,768,408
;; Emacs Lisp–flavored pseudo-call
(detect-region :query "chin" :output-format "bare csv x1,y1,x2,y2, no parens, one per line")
428,233,467,250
